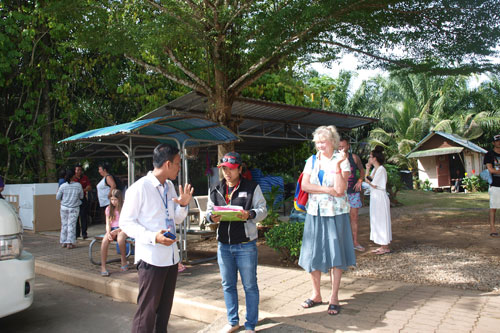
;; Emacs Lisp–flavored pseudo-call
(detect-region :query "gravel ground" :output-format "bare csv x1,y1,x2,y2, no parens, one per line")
346,244,500,292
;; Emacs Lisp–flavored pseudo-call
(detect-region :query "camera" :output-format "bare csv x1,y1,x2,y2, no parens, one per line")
366,176,373,182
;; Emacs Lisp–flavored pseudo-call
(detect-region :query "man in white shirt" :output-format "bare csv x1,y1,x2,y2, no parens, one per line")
120,143,193,333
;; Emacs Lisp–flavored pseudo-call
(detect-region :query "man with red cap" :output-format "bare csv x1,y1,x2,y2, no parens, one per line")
206,152,267,333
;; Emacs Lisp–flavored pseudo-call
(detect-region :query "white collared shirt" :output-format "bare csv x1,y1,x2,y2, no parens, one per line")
119,171,188,267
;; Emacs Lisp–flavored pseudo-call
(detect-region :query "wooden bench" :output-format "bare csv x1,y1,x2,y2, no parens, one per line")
88,234,135,266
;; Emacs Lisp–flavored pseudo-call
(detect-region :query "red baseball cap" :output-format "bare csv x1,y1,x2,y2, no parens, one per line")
217,152,242,169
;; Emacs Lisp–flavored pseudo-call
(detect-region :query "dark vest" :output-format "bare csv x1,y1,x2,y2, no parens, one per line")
209,178,258,244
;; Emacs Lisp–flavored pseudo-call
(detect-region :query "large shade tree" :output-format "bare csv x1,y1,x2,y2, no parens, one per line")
59,0,500,157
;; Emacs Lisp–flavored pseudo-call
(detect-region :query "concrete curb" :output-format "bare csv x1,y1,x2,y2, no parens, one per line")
34,259,226,324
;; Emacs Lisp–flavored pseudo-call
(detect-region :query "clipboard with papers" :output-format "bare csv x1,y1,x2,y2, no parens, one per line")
211,205,245,221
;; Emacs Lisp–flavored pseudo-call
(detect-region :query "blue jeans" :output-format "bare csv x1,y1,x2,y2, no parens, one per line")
217,240,259,330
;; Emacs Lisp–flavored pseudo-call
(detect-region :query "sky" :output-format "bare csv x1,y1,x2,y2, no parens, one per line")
310,54,383,93
310,52,498,93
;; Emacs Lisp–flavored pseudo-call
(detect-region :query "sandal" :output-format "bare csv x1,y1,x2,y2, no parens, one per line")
490,232,499,237
327,304,341,315
67,244,75,249
375,249,391,255
120,263,129,272
354,244,365,251
301,298,322,309
371,248,383,253
101,271,110,277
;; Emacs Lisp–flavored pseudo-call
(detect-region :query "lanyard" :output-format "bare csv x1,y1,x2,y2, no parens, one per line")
157,184,168,209
225,180,240,204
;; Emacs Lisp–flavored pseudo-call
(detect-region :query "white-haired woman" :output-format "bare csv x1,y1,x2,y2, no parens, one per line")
298,125,356,315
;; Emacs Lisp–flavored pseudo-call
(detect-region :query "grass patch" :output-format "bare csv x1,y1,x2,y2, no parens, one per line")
397,190,489,209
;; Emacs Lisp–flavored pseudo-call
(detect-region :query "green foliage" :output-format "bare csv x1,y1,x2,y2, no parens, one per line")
385,164,404,204
246,141,313,181
422,179,432,191
260,185,283,227
265,222,304,263
462,174,489,193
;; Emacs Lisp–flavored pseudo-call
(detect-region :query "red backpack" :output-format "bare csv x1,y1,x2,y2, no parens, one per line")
293,155,316,213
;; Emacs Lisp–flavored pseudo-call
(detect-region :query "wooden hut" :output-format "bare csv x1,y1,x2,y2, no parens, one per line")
407,131,487,189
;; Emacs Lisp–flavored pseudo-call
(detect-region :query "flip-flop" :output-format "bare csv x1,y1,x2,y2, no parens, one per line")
101,271,110,277
354,244,365,251
375,249,391,255
371,248,383,253
301,298,322,308
327,304,341,315
120,264,129,272
490,233,499,237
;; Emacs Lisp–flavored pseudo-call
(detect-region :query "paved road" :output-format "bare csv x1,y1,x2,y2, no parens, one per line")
0,275,206,333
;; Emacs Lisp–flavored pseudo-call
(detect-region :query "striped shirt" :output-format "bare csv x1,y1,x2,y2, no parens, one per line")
56,181,84,208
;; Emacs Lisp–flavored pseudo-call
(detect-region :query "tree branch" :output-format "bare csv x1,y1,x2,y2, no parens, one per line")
222,0,253,34
146,0,211,30
315,39,413,68
124,54,211,97
163,47,213,95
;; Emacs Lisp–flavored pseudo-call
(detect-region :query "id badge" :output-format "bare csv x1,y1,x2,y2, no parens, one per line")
165,218,175,236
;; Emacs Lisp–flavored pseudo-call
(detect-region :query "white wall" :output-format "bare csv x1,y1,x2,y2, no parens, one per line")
417,157,439,187
3,183,58,230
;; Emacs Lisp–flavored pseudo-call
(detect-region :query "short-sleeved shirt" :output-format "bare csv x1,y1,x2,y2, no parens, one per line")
484,150,500,187
76,174,91,192
303,152,351,216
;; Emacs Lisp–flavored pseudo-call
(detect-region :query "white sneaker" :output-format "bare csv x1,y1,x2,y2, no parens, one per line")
220,324,240,333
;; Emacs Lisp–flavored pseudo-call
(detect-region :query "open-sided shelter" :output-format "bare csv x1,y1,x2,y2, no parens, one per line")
407,131,487,189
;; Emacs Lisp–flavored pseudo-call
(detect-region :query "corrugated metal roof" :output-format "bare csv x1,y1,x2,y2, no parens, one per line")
138,91,378,152
406,131,487,158
407,147,464,158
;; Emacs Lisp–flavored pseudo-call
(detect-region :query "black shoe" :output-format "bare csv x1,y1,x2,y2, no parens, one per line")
82,235,88,240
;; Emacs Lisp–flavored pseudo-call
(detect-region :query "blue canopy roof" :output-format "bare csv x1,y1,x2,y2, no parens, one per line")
58,114,239,148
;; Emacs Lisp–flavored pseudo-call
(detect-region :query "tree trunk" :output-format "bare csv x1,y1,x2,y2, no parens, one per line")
41,83,57,182
206,90,238,160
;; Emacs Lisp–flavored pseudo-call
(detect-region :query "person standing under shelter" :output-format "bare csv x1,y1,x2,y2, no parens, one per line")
339,138,366,251
56,169,84,249
120,143,193,333
485,134,500,237
75,164,92,239
207,152,267,333
96,162,116,223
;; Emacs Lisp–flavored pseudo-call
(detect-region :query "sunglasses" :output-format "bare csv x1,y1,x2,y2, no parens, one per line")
494,135,500,141
220,156,239,164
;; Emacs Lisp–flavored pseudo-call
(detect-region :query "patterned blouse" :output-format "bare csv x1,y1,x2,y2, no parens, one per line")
303,152,351,217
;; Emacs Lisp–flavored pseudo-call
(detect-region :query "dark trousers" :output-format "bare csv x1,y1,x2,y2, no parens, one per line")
132,261,178,333
76,197,89,238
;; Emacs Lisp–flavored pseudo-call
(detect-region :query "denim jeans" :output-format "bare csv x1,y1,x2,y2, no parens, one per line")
217,240,259,330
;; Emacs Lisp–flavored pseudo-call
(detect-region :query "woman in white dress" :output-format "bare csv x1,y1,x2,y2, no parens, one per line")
365,146,392,255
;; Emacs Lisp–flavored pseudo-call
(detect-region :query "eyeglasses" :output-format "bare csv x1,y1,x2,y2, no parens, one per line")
220,156,239,164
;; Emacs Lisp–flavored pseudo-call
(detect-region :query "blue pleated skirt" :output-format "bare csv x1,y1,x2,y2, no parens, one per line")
298,212,356,273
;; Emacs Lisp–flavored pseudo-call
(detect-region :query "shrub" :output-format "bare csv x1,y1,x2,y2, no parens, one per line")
462,174,488,192
385,164,404,205
265,221,304,264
